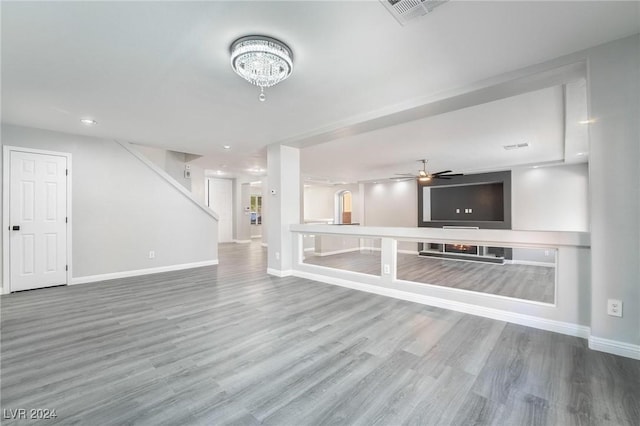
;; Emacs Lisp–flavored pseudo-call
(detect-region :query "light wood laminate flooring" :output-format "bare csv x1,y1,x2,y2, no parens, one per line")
1,242,638,425
303,251,555,303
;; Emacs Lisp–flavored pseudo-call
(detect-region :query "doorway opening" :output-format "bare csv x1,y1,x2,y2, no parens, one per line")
335,190,352,224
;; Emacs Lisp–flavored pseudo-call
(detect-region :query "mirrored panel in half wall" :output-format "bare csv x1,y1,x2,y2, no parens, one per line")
301,234,381,277
397,241,557,304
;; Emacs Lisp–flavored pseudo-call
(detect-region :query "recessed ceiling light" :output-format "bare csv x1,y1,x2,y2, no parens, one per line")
576,152,588,156
579,119,594,125
216,170,224,175
223,145,231,150
80,118,97,125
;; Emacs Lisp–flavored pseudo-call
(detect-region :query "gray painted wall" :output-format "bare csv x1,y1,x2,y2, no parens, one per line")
588,35,639,347
1,124,218,282
363,180,418,228
363,180,419,252
134,144,207,204
512,163,589,231
303,183,360,223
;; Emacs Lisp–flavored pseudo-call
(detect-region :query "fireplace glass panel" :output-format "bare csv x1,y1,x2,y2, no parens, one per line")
396,240,557,304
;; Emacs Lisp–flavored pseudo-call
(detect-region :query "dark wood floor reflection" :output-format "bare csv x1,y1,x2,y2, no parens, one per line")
1,242,637,425
304,250,555,303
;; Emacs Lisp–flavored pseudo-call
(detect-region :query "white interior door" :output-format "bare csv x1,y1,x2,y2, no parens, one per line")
207,178,233,243
9,150,68,291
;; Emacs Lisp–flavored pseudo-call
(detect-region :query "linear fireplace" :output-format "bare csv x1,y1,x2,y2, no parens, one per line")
444,244,478,255
421,242,510,264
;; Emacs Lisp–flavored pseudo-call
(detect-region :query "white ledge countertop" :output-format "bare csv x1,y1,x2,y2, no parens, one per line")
290,224,590,248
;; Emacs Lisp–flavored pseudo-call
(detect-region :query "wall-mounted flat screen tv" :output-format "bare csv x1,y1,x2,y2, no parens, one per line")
424,182,504,222
418,170,511,229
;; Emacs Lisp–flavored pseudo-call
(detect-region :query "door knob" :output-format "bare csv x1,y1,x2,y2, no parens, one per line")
11,226,20,231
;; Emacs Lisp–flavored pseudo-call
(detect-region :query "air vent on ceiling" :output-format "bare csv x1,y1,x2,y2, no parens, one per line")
380,0,449,26
503,142,530,151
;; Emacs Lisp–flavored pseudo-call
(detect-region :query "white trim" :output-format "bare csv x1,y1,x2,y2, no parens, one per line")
251,235,262,239
361,246,419,256
261,243,268,247
2,146,73,294
315,247,361,257
303,247,315,252
291,270,589,339
508,259,555,267
233,240,252,244
291,224,590,248
116,140,219,221
71,259,219,285
589,336,640,360
267,268,293,277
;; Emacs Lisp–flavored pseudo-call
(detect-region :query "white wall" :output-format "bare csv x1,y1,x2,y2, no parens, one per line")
512,163,589,231
303,183,359,223
1,124,218,286
207,178,233,243
363,180,417,227
363,180,418,252
134,144,206,204
134,145,191,191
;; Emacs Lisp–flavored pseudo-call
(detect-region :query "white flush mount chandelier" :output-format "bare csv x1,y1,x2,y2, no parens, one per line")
230,35,293,102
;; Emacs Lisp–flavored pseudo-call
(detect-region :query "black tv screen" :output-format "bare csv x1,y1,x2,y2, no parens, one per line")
430,182,504,222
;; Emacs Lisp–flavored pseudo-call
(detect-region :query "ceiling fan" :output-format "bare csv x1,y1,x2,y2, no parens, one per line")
394,159,463,182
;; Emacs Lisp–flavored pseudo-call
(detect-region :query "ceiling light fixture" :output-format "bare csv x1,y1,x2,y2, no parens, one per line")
223,145,231,150
579,119,594,124
80,118,97,125
230,35,293,102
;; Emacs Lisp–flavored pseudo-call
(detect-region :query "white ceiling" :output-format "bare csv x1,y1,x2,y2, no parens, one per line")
2,1,639,180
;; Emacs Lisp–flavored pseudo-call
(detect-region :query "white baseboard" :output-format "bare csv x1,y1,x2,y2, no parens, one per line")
291,270,590,340
509,260,555,267
233,240,252,244
303,247,315,252
267,268,293,277
589,336,640,360
251,235,262,239
398,249,419,255
316,248,362,257
71,260,219,285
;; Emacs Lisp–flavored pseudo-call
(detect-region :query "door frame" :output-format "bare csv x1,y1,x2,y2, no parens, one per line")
2,145,73,294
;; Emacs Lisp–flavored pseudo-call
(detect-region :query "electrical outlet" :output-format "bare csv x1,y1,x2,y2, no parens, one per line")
149,250,155,259
383,264,390,274
607,299,622,317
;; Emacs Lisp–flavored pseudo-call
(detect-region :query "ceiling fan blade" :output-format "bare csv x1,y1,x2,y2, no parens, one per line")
432,170,452,175
434,176,453,179
438,173,464,177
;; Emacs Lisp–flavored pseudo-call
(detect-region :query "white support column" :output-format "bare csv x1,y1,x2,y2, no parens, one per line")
266,145,300,276
587,35,640,355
